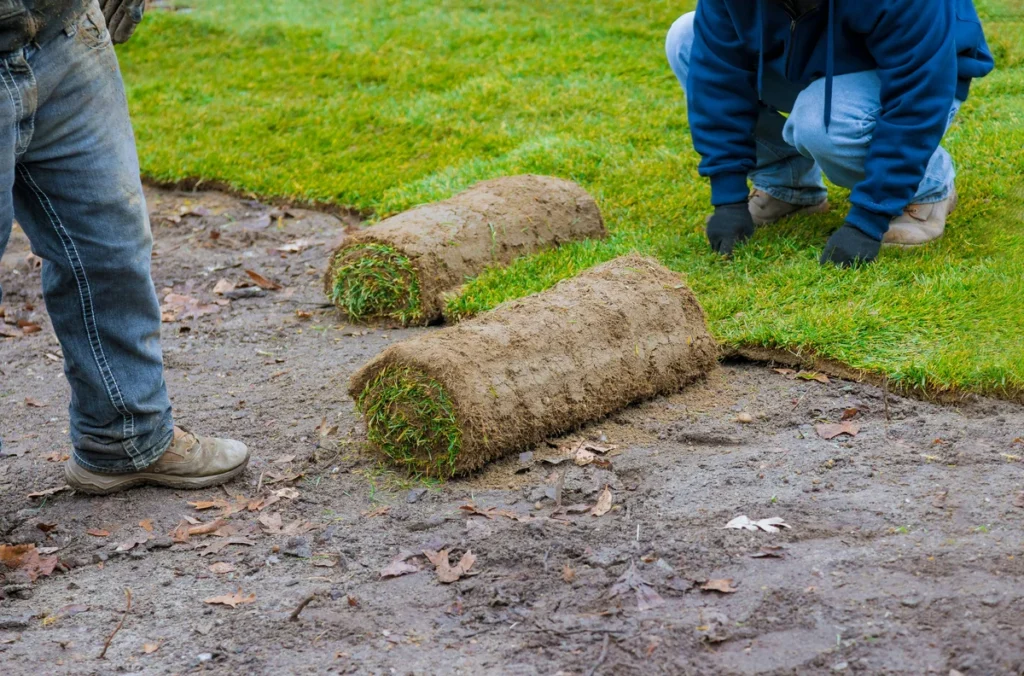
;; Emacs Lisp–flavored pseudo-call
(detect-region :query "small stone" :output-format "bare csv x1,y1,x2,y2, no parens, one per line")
283,536,312,559
197,653,213,663
832,661,848,672
147,535,174,550
129,549,148,560
92,551,109,563
406,488,428,504
900,596,921,608
736,412,754,424
0,614,32,630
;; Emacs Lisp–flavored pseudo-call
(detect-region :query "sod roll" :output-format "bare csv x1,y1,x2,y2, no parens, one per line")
325,175,606,325
349,254,719,477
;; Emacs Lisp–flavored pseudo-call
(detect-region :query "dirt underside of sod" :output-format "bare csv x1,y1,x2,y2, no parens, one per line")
2,185,1024,674
350,255,718,477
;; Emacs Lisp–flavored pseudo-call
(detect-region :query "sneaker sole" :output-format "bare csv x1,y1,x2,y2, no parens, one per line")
65,457,250,496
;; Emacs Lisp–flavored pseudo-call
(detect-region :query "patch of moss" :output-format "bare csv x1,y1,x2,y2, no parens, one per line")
329,244,423,325
357,365,461,478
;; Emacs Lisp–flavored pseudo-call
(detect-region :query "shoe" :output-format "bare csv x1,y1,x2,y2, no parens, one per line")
748,189,829,227
883,188,957,247
65,427,250,495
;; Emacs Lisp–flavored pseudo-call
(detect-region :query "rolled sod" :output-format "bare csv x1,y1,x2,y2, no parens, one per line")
349,254,719,477
325,175,606,325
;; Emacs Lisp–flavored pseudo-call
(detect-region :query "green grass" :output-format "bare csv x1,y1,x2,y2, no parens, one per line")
120,0,1024,399
357,365,462,478
328,243,423,325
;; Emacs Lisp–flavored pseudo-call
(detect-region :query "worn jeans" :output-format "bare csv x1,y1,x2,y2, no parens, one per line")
0,1,173,472
666,12,958,207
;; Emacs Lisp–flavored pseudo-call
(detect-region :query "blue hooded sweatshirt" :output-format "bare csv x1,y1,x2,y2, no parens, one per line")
686,0,995,239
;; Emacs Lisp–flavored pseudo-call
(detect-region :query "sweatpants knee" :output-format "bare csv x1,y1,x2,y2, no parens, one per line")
666,12,696,84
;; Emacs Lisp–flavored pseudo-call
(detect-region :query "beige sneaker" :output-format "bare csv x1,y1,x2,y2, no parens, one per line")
749,189,829,226
65,427,250,495
883,188,957,247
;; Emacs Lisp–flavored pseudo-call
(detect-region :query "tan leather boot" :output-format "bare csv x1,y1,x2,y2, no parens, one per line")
883,188,957,247
748,189,829,227
65,427,249,495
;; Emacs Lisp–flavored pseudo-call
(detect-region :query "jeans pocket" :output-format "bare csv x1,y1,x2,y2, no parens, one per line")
77,5,112,51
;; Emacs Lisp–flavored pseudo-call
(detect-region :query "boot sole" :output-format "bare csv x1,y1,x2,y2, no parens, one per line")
65,458,250,496
882,190,957,249
751,200,830,227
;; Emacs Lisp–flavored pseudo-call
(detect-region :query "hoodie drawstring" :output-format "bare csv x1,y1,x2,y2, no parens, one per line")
824,0,835,131
757,0,766,101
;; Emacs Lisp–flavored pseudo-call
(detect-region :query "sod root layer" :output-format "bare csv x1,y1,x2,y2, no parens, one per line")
350,254,719,477
325,174,606,325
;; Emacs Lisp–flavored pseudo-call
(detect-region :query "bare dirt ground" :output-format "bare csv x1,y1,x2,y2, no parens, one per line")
1,185,1023,675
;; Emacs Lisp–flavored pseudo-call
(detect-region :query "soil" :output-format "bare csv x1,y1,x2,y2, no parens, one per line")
351,254,719,475
1,185,1023,675
326,175,606,323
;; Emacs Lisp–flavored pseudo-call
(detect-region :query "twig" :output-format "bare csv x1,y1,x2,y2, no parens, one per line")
585,634,611,676
98,588,132,659
289,592,318,622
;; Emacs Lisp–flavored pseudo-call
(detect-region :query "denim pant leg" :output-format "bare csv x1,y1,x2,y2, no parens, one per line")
783,70,959,204
665,11,827,206
4,3,173,473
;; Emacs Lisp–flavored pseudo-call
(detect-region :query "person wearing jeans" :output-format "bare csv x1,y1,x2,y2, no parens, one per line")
0,0,249,494
666,0,994,266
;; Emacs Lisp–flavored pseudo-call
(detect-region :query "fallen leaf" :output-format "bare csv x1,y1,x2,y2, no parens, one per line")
0,544,58,582
203,589,256,608
244,269,282,291
209,562,236,575
562,563,576,583
311,553,341,568
28,485,68,499
139,519,154,533
160,293,220,322
272,454,296,464
36,522,58,533
423,549,477,584
43,452,69,463
212,279,236,295
198,537,256,556
723,515,792,533
701,578,738,594
750,545,787,559
574,448,596,466
361,506,390,518
0,446,28,458
609,562,664,611
24,397,46,408
274,487,300,500
258,512,313,536
841,407,859,421
932,491,948,508
815,422,860,440
19,323,41,335
142,642,161,655
796,371,830,384
246,494,280,512
171,518,228,543
0,323,22,338
263,469,303,485
773,368,796,376
272,239,313,254
380,552,422,579
1014,492,1024,509
86,528,111,537
115,533,152,552
591,485,613,517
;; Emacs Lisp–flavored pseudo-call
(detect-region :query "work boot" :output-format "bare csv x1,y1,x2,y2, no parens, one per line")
748,189,829,226
65,427,249,495
883,188,957,247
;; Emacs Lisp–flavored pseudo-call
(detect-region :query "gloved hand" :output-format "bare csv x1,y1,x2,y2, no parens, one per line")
820,223,882,267
706,202,755,257
100,0,146,44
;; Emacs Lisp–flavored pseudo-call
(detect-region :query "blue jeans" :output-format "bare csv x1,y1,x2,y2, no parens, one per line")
0,1,173,473
666,12,958,207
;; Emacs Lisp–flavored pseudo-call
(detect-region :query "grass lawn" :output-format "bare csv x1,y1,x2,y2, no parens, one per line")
120,0,1024,400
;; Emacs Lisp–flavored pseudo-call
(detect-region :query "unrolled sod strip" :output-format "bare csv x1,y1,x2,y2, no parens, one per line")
349,254,719,477
325,175,606,325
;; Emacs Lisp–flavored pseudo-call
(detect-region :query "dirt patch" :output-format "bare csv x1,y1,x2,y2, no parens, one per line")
324,175,606,324
350,255,718,476
1,185,1023,674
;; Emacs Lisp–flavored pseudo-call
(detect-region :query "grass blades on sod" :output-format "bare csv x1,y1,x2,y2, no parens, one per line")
328,244,423,325
119,0,1024,400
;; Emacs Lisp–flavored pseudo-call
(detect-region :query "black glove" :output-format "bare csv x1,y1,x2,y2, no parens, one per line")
820,223,882,267
706,202,754,257
100,0,146,44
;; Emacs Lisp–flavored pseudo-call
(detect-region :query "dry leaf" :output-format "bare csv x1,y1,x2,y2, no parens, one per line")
315,418,338,438
815,422,860,440
423,549,477,584
203,589,256,608
28,485,68,499
841,407,859,421
773,368,796,376
142,642,161,655
562,563,576,583
24,397,46,408
0,324,21,338
796,371,830,384
0,544,58,582
209,562,236,575
160,293,220,322
701,578,738,594
1014,492,1024,509
212,279,235,295
723,515,792,533
19,323,41,335
574,448,596,466
198,537,256,557
86,528,111,537
380,552,422,579
115,533,152,553
258,512,313,536
43,452,69,463
750,545,787,559
139,519,154,533
244,269,282,291
171,518,228,543
272,454,296,464
36,522,58,533
591,485,613,517
272,239,313,254
932,491,949,508
274,487,300,500
609,562,664,611
361,506,390,518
